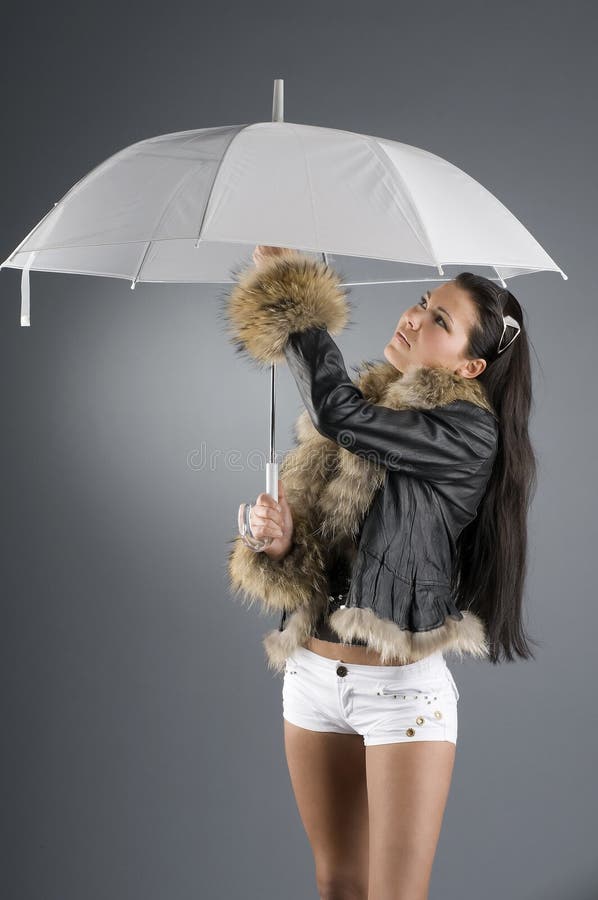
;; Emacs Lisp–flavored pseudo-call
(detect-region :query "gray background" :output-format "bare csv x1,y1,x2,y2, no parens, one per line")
1,1,595,898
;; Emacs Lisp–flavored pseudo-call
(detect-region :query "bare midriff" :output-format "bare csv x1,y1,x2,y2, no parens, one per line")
304,636,409,666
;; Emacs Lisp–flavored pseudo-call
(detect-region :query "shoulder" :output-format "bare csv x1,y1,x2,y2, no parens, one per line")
445,400,499,460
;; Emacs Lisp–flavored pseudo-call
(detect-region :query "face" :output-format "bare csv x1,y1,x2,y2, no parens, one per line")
383,282,487,379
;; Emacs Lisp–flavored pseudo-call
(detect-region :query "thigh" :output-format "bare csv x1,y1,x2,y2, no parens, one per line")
366,741,456,900
283,720,369,896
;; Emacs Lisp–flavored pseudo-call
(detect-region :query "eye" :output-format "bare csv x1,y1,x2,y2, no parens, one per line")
419,295,447,328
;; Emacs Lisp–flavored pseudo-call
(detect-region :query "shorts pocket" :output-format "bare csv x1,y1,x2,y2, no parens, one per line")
445,668,460,701
284,657,298,674
373,668,458,712
363,681,453,739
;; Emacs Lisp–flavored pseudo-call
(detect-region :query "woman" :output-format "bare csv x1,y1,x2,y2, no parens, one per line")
225,245,538,900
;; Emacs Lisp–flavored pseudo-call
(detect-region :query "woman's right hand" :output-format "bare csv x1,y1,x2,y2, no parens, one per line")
249,479,294,561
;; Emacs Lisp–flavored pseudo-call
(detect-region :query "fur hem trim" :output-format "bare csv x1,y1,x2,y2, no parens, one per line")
327,607,490,664
262,595,328,674
224,251,349,366
262,605,489,674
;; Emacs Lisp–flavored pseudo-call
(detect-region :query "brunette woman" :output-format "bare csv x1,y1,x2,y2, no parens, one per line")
226,246,537,900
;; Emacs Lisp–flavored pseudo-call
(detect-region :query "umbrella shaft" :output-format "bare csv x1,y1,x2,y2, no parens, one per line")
269,363,276,462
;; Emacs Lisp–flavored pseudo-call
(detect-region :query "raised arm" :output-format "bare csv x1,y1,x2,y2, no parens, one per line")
283,325,498,481
223,251,498,484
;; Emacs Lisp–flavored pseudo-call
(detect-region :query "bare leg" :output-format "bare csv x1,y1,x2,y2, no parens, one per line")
365,741,456,900
283,720,369,899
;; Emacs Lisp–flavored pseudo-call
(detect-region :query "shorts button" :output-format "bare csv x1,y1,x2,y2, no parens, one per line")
336,665,348,677
406,728,415,737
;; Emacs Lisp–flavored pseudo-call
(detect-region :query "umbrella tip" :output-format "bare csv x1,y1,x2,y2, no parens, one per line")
272,79,284,123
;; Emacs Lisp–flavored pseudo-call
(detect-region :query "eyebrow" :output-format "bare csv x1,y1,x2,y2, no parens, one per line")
422,289,454,325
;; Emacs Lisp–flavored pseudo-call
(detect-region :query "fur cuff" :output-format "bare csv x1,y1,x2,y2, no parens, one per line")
224,252,350,365
227,515,329,616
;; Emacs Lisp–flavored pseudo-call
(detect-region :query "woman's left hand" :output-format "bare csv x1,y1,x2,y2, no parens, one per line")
252,245,299,269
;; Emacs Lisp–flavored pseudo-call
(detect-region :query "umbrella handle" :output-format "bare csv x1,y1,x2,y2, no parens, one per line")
237,502,270,552
266,461,279,503
235,461,279,552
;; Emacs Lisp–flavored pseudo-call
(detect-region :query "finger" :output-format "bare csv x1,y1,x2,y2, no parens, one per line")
250,513,284,538
256,492,281,512
252,527,284,541
252,508,283,530
251,505,283,526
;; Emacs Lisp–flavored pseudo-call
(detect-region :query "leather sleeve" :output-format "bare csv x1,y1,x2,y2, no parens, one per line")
284,325,498,482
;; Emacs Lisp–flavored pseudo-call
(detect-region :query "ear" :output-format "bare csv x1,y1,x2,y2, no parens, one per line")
455,358,487,379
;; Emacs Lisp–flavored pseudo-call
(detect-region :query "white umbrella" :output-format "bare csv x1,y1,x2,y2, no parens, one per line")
1,78,567,508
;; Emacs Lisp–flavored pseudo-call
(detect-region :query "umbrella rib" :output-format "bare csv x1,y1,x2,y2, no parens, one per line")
493,265,508,288
132,125,252,287
3,142,155,268
289,124,320,249
1,203,60,266
131,241,154,288
193,124,254,248
365,136,443,272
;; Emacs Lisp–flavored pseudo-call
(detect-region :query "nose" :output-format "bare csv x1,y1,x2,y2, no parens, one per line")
402,308,420,332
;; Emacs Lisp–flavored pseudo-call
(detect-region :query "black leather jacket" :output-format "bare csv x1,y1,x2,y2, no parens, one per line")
225,252,499,670
280,325,499,629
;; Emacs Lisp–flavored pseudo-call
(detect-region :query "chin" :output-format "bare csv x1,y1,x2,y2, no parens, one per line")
383,343,403,371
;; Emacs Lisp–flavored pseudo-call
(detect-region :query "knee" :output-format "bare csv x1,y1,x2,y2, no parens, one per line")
316,871,368,900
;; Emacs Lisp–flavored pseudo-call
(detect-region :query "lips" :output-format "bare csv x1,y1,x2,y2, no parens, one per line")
395,331,410,348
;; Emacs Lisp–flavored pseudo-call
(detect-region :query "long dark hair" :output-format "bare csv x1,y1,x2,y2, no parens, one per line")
453,273,541,664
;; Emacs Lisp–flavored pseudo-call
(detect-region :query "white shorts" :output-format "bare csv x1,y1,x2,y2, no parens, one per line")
282,645,459,746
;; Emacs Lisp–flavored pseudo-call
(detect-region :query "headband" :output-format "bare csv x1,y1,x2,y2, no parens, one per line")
496,313,521,355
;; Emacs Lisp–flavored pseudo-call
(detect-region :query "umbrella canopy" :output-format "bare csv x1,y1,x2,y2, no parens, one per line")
1,78,568,515
1,80,566,329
